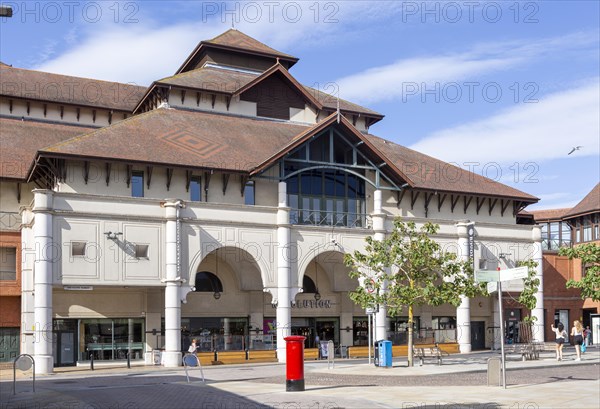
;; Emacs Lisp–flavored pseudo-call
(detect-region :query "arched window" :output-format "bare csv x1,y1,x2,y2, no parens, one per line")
194,271,223,293
302,276,317,293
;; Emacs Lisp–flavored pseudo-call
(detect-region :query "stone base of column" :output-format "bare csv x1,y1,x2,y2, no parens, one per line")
277,347,287,363
34,355,54,375
459,343,472,354
161,351,182,367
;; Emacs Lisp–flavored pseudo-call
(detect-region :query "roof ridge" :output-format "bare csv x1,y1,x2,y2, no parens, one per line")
204,29,296,59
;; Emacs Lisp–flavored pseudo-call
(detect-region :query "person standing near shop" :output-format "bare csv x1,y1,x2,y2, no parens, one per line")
571,320,584,361
583,326,592,347
551,322,566,361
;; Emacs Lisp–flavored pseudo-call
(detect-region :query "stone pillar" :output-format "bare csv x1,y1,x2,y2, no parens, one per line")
276,182,292,362
162,199,183,367
371,189,388,342
531,225,545,342
32,190,54,374
456,221,472,353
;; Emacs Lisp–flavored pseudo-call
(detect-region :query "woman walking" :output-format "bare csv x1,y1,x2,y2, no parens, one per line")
571,320,584,361
551,322,566,361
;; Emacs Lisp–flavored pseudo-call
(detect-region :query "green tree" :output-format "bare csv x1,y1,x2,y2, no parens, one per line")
559,243,600,301
344,218,484,367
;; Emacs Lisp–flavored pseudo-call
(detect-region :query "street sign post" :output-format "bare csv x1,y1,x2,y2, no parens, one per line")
476,267,531,390
500,266,529,281
475,270,499,283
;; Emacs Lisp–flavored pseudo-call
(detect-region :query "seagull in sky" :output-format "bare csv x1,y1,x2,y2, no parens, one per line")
568,146,583,155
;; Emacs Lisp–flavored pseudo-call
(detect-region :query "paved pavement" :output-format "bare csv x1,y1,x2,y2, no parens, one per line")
1,346,599,409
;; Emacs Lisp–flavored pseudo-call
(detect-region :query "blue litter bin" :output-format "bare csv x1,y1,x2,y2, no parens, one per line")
376,340,392,368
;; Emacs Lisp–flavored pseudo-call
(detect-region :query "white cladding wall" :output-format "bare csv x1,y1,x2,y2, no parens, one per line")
58,162,278,206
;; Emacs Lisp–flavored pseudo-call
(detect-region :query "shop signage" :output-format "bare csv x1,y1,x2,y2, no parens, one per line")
63,285,93,291
467,225,475,268
271,300,332,309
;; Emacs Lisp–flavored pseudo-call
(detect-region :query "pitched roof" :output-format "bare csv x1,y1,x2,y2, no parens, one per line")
0,65,147,111
138,65,382,119
366,134,538,202
37,108,309,172
529,208,571,222
0,117,92,180
564,182,600,218
234,64,323,109
205,29,297,60
156,66,258,93
176,29,298,74
303,85,383,118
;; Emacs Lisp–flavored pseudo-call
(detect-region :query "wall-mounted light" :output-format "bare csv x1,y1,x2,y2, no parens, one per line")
104,231,123,240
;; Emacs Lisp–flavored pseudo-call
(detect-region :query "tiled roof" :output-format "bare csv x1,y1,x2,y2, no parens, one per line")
34,105,538,201
529,208,571,222
39,108,309,172
157,66,258,93
303,86,383,117
366,134,538,201
0,117,92,180
564,182,600,218
150,65,382,118
204,29,297,61
0,65,147,111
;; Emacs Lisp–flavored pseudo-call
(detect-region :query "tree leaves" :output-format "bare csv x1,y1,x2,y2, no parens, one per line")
559,243,600,301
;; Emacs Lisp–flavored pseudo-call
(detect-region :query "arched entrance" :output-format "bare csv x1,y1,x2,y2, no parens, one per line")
182,246,265,352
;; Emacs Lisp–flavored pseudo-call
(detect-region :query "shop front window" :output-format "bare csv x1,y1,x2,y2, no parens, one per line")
389,317,420,345
432,316,457,343
83,318,144,361
181,317,248,352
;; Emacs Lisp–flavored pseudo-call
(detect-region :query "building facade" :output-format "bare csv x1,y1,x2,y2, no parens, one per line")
1,30,545,373
531,183,600,343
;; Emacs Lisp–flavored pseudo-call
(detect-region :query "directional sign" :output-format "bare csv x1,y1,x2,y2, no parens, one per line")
475,270,499,283
501,266,529,281
487,281,498,293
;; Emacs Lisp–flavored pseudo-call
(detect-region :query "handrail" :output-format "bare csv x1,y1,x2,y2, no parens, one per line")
290,209,371,229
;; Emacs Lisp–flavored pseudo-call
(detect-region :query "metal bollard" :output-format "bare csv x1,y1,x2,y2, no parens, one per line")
90,353,94,371
214,350,218,362
127,352,131,369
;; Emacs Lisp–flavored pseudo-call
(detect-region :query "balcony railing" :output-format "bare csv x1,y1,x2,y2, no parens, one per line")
290,209,371,229
0,212,20,231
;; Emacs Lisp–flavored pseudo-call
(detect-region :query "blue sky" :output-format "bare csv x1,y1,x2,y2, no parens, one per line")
1,1,598,209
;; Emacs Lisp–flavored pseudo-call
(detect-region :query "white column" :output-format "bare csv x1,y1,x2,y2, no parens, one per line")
531,225,545,342
276,182,292,362
162,199,183,367
372,189,388,341
20,208,35,356
456,221,472,353
32,190,54,374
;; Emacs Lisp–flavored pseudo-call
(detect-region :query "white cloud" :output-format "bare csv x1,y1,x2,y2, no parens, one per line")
333,31,598,104
33,1,399,85
409,80,600,164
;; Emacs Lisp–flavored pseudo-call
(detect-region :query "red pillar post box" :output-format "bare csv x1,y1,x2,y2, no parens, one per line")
284,335,306,391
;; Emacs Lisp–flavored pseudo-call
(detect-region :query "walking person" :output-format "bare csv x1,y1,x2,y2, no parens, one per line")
551,322,566,361
571,320,584,361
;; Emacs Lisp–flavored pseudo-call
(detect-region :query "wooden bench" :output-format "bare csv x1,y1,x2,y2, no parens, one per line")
248,350,277,363
413,346,444,366
304,348,319,360
503,344,536,361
